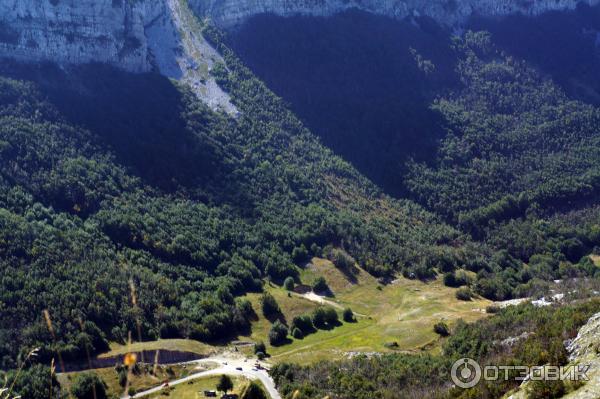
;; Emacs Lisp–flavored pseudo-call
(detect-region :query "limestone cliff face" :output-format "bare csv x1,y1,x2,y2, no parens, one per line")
0,0,163,72
2,0,600,75
2,0,600,72
0,0,235,112
192,0,600,28
1,0,599,110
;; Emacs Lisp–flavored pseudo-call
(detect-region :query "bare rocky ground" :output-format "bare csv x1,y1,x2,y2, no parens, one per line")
507,311,600,399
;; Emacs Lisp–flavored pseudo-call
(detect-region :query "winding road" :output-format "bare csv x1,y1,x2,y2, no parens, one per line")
126,356,281,399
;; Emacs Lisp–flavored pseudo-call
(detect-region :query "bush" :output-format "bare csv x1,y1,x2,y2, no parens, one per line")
433,322,450,337
71,372,108,399
291,315,315,335
343,308,355,322
312,276,329,293
241,381,268,399
260,293,281,318
312,306,339,329
527,379,566,399
254,341,266,355
444,270,472,287
486,305,501,314
443,272,458,287
3,365,61,399
268,320,289,346
292,327,304,339
330,249,355,270
456,287,473,301
292,245,309,264
217,375,234,393
283,277,295,291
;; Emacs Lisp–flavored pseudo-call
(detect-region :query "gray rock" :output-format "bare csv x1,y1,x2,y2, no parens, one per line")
191,0,600,28
2,0,599,110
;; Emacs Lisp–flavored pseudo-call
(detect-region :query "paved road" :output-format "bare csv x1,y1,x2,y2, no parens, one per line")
125,357,281,399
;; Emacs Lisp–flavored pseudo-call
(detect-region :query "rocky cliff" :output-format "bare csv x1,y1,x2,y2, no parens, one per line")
0,0,160,72
0,0,235,112
192,0,600,28
1,0,599,109
507,311,600,399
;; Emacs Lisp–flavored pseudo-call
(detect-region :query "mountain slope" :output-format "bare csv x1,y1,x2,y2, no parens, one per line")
0,42,459,370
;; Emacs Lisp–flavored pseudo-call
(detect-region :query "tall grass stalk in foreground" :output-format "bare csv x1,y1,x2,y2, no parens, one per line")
1,347,39,399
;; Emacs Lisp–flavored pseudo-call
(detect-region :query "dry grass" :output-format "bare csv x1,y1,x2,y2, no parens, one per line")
100,339,217,359
146,375,255,399
57,364,192,398
219,257,491,364
89,257,491,367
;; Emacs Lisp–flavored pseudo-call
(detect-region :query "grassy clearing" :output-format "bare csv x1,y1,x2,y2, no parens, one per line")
96,257,491,365
590,254,600,266
239,257,491,364
147,375,257,399
57,364,193,398
100,339,217,358
239,284,321,347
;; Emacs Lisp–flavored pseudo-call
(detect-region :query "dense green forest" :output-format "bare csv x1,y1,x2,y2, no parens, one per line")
230,11,459,197
271,297,600,399
0,36,458,372
232,10,600,300
3,4,600,398
468,4,600,106
405,31,600,297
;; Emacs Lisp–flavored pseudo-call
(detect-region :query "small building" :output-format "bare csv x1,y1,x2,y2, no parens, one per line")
221,394,239,399
203,390,217,397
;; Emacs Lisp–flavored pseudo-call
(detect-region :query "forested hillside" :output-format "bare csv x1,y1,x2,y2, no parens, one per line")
3,3,600,398
230,11,458,196
272,297,600,399
406,31,600,297
232,8,600,302
0,40,458,369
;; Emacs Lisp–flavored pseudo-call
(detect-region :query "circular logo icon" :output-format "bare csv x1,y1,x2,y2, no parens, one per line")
451,358,482,389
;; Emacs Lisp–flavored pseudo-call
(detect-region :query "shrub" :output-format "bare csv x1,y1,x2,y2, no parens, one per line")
291,315,314,335
527,379,565,399
292,245,309,263
486,305,501,314
241,381,268,399
312,306,339,329
433,322,450,337
283,276,295,291
254,341,266,355
312,276,329,293
310,243,322,257
71,372,108,399
456,287,473,301
343,308,355,322
330,249,355,270
268,320,289,346
260,293,281,318
444,270,472,287
292,327,304,339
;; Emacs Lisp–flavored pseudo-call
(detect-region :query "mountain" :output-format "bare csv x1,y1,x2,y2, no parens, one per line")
2,1,600,398
0,21,459,373
192,0,600,28
2,0,600,77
